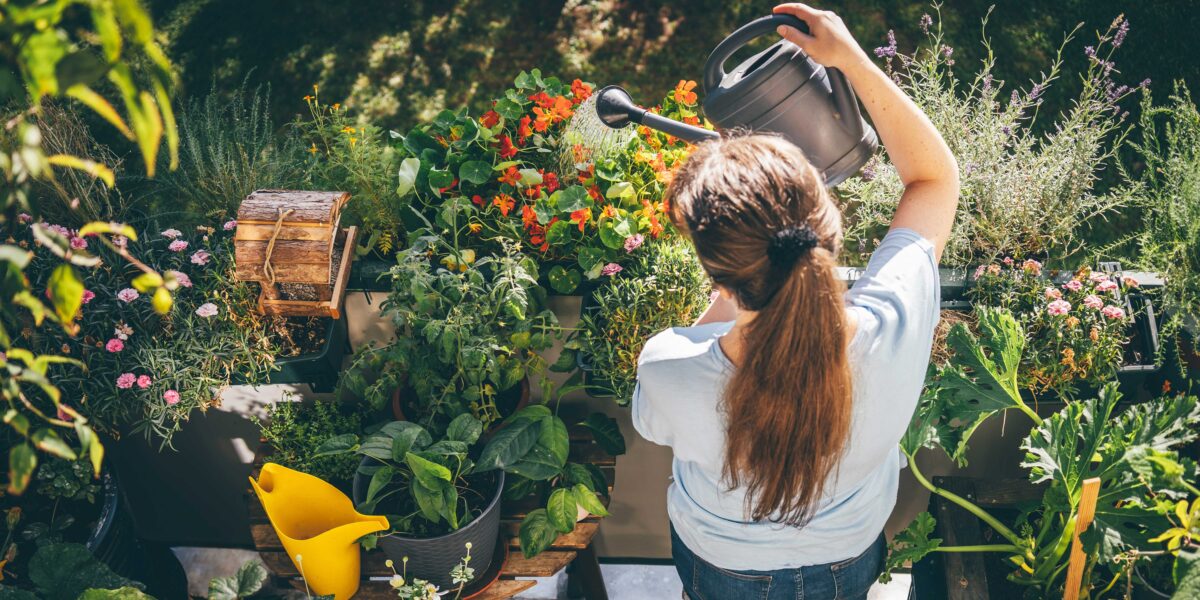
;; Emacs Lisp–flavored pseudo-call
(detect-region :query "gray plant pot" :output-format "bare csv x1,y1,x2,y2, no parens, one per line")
352,457,504,590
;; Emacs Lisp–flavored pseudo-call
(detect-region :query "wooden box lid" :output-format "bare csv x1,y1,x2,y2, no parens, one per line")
234,190,349,284
236,190,347,226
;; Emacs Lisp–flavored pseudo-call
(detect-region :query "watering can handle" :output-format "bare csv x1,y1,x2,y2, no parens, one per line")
703,14,811,93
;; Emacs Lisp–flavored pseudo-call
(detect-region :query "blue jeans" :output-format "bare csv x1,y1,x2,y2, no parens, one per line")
671,525,886,600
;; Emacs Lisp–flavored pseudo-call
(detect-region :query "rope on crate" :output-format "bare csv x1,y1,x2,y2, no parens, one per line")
263,207,295,285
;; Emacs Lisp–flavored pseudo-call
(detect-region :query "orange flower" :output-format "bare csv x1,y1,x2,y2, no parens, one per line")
601,205,618,219
518,116,533,142
493,194,515,216
683,115,701,126
642,199,664,236
498,166,521,187
549,95,574,121
533,107,554,132
543,171,559,193
480,110,501,128
468,223,483,234
570,207,593,233
521,204,539,228
587,185,603,202
673,80,698,105
571,79,593,103
529,91,553,108
471,195,484,206
497,135,518,159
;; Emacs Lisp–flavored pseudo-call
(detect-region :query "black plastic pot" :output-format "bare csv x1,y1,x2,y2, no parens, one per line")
236,314,349,392
347,256,394,292
352,457,504,590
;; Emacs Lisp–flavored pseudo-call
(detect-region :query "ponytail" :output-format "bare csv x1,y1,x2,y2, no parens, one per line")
666,133,854,525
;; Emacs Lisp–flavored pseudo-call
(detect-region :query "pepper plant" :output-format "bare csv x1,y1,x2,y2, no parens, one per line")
885,308,1200,597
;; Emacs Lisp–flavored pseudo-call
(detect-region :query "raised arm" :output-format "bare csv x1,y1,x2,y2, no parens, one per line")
774,3,959,261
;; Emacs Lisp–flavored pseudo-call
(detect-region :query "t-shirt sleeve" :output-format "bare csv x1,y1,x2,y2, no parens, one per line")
630,381,670,446
844,227,941,353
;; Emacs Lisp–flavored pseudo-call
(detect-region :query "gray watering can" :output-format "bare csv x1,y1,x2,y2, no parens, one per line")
595,14,878,186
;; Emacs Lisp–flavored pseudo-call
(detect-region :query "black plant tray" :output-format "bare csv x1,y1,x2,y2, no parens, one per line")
232,314,349,393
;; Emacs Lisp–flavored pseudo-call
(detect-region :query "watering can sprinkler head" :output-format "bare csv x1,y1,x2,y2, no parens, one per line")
594,85,720,144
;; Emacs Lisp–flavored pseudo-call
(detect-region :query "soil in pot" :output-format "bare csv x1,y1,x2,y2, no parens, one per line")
353,457,505,590
266,316,331,357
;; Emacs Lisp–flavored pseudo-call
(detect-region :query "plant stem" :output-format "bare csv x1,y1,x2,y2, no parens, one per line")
907,453,1024,546
932,544,1021,553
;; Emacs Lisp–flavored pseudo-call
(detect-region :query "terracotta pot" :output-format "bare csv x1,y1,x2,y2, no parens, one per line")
391,377,532,425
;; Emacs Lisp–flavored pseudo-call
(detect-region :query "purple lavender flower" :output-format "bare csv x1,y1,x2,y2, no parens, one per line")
1011,90,1020,105
874,30,898,58
982,73,993,93
1030,83,1045,100
1113,19,1129,48
1141,78,1152,88
920,13,933,34
1084,45,1096,58
1001,125,1012,136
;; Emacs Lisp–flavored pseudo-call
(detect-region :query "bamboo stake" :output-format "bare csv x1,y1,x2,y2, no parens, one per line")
1064,477,1102,600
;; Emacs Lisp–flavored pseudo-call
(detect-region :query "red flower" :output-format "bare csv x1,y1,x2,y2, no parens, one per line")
439,178,458,194
493,194,516,216
480,110,501,128
571,79,593,103
570,207,593,233
673,80,698,105
521,204,539,228
518,116,533,143
498,166,521,187
529,91,553,108
588,185,603,202
497,135,518,159
642,199,664,236
543,171,559,193
471,195,484,206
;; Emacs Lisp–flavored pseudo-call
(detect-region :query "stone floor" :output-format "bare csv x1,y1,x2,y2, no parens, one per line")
173,548,912,599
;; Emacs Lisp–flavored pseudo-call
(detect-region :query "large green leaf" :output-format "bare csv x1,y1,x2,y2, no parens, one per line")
446,414,483,445
7,443,36,495
881,512,941,583
506,446,562,481
573,484,609,517
206,560,266,600
580,413,625,455
518,509,559,558
78,588,154,600
546,487,578,534
28,543,142,600
405,452,452,489
538,416,569,467
47,264,84,325
477,417,541,471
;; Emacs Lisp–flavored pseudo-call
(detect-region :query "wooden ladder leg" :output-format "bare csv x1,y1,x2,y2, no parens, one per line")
565,542,608,600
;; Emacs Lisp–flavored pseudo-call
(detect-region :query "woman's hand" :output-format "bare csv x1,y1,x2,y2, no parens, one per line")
772,3,870,71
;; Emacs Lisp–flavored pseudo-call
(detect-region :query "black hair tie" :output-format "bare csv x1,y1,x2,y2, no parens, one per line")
767,224,819,267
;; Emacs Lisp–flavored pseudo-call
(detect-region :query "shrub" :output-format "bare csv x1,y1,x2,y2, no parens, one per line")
254,398,368,484
568,239,711,404
839,10,1141,267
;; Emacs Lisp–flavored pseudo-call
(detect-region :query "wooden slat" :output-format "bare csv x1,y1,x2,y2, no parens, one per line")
933,477,989,600
1064,478,1102,600
327,226,357,319
237,190,347,223
501,549,576,578
235,224,338,242
236,260,331,284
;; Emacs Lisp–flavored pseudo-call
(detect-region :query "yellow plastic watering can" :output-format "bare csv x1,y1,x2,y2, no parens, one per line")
249,463,389,600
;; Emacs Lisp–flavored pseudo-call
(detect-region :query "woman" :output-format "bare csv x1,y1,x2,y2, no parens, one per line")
632,4,959,599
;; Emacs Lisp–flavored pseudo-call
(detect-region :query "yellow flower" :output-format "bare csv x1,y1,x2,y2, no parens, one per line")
468,223,482,234
308,143,318,154
349,137,358,147
303,95,313,102
1149,498,1200,552
341,126,356,134
312,84,319,93
332,103,341,111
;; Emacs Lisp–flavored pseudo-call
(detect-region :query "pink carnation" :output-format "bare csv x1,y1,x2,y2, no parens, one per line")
136,375,152,389
117,288,139,303
1096,280,1118,293
81,289,95,304
600,263,623,277
623,234,644,253
1002,257,1014,266
1022,259,1042,275
161,229,183,239
1047,299,1072,316
113,235,128,248
973,265,987,279
105,338,124,353
1101,305,1126,320
1083,294,1103,309
116,373,136,389
1063,280,1083,292
169,271,193,288
1089,272,1110,283
163,390,180,405
168,240,189,252
190,250,211,266
17,213,31,224
1044,287,1062,300
70,236,88,250
195,302,219,318
223,220,237,231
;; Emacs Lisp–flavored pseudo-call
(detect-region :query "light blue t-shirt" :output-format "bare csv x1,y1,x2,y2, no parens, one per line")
632,228,940,571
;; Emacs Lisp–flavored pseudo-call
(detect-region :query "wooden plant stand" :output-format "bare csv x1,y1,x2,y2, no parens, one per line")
248,410,616,599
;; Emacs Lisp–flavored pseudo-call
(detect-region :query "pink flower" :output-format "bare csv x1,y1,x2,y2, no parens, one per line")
1002,257,1014,266
1044,287,1062,300
116,373,136,389
168,240,189,252
973,265,987,279
161,229,183,239
105,338,125,353
1083,294,1103,309
137,375,152,389
600,263,623,277
1101,305,1126,320
223,220,237,231
163,390,180,405
45,224,70,238
113,235,128,248
81,289,95,304
70,236,88,250
623,234,644,253
190,250,211,266
1063,280,1083,292
1096,280,1118,294
17,213,31,224
117,288,139,303
1022,259,1042,275
1089,272,1110,283
169,271,193,288
1123,276,1139,289
195,302,219,318
1047,299,1072,316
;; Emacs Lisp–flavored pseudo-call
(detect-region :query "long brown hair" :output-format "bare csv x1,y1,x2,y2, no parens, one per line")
667,134,852,526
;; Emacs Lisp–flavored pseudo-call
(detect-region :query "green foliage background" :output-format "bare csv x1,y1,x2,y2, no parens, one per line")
148,0,1200,133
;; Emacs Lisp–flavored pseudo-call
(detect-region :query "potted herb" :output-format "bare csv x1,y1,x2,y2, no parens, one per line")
341,232,557,435
253,397,376,490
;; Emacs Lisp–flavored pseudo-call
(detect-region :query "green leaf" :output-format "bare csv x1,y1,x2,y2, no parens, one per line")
47,264,84,324
550,348,578,372
459,160,492,186
1174,549,1200,598
563,463,594,490
364,466,395,506
477,417,542,471
7,443,36,495
494,98,523,120
605,181,635,200
29,543,141,600
556,186,591,213
78,588,154,600
313,434,359,458
573,483,609,517
207,560,266,600
547,488,578,533
519,168,543,186
405,452,453,489
538,416,569,467
150,287,173,315
30,429,77,461
518,509,559,558
130,272,163,292
397,157,421,197
411,480,447,524
507,446,562,481
580,413,625,455
547,266,582,294
446,414,484,445
880,512,941,583
428,168,455,195
0,245,32,268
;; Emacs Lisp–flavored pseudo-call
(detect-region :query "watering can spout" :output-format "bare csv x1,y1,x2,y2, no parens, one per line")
595,85,720,144
250,463,389,600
